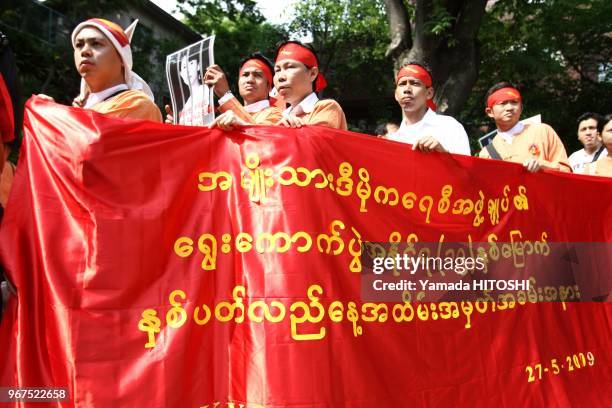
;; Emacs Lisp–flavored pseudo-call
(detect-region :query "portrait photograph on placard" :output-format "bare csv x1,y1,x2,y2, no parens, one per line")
166,36,215,126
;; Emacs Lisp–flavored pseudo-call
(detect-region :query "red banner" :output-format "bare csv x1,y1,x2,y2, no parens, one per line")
0,97,611,407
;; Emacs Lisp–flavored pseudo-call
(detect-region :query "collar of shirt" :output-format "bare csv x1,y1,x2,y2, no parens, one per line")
84,84,129,109
578,148,595,160
397,108,436,133
497,121,525,144
245,99,270,113
283,92,319,117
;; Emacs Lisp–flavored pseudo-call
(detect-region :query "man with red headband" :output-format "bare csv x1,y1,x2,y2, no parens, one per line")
274,41,347,130
478,82,570,172
205,52,282,128
387,63,470,155
40,19,161,122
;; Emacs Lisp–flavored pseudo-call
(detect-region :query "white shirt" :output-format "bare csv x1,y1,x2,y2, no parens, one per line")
283,92,319,117
84,84,128,109
387,108,471,155
245,99,270,113
217,92,270,113
568,147,608,174
497,122,525,144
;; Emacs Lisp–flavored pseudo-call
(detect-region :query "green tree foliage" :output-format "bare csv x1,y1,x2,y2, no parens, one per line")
458,0,612,150
177,0,287,90
287,0,395,132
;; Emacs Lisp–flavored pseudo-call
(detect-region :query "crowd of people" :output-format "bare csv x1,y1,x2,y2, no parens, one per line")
2,17,612,198
4,18,611,178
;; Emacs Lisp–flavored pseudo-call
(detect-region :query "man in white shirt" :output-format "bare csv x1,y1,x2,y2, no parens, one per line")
387,63,471,155
568,112,607,174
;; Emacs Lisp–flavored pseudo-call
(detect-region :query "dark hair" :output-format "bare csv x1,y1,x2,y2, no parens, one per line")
484,81,518,107
375,122,400,136
577,112,602,128
239,51,274,74
600,114,612,134
274,40,320,92
375,123,388,136
179,52,202,86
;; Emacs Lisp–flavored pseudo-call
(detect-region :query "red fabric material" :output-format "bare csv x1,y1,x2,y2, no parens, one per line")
487,87,522,109
88,18,129,47
276,43,327,92
0,74,15,142
396,65,432,87
0,97,610,407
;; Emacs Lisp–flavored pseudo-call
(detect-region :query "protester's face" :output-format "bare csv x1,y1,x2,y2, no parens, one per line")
239,66,269,104
394,76,432,114
577,118,600,150
273,59,317,106
180,57,199,86
602,120,612,150
486,99,522,129
73,27,123,92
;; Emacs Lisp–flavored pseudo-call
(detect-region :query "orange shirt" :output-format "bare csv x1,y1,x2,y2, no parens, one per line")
295,99,348,130
478,123,571,172
91,90,162,122
584,155,612,178
219,96,282,125
282,93,347,130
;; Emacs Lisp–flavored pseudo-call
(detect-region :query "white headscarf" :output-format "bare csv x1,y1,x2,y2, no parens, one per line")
71,18,154,102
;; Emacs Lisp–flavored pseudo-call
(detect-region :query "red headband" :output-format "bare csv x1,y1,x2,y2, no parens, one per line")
396,65,432,87
396,64,436,111
275,43,327,92
240,59,273,88
487,87,522,109
89,18,129,47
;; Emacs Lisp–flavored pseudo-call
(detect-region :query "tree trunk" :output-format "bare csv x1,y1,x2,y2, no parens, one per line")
384,0,487,116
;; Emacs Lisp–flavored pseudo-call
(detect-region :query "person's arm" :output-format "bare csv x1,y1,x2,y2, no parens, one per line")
218,95,257,124
164,105,174,124
208,110,248,131
412,136,447,153
412,121,470,155
521,125,571,172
